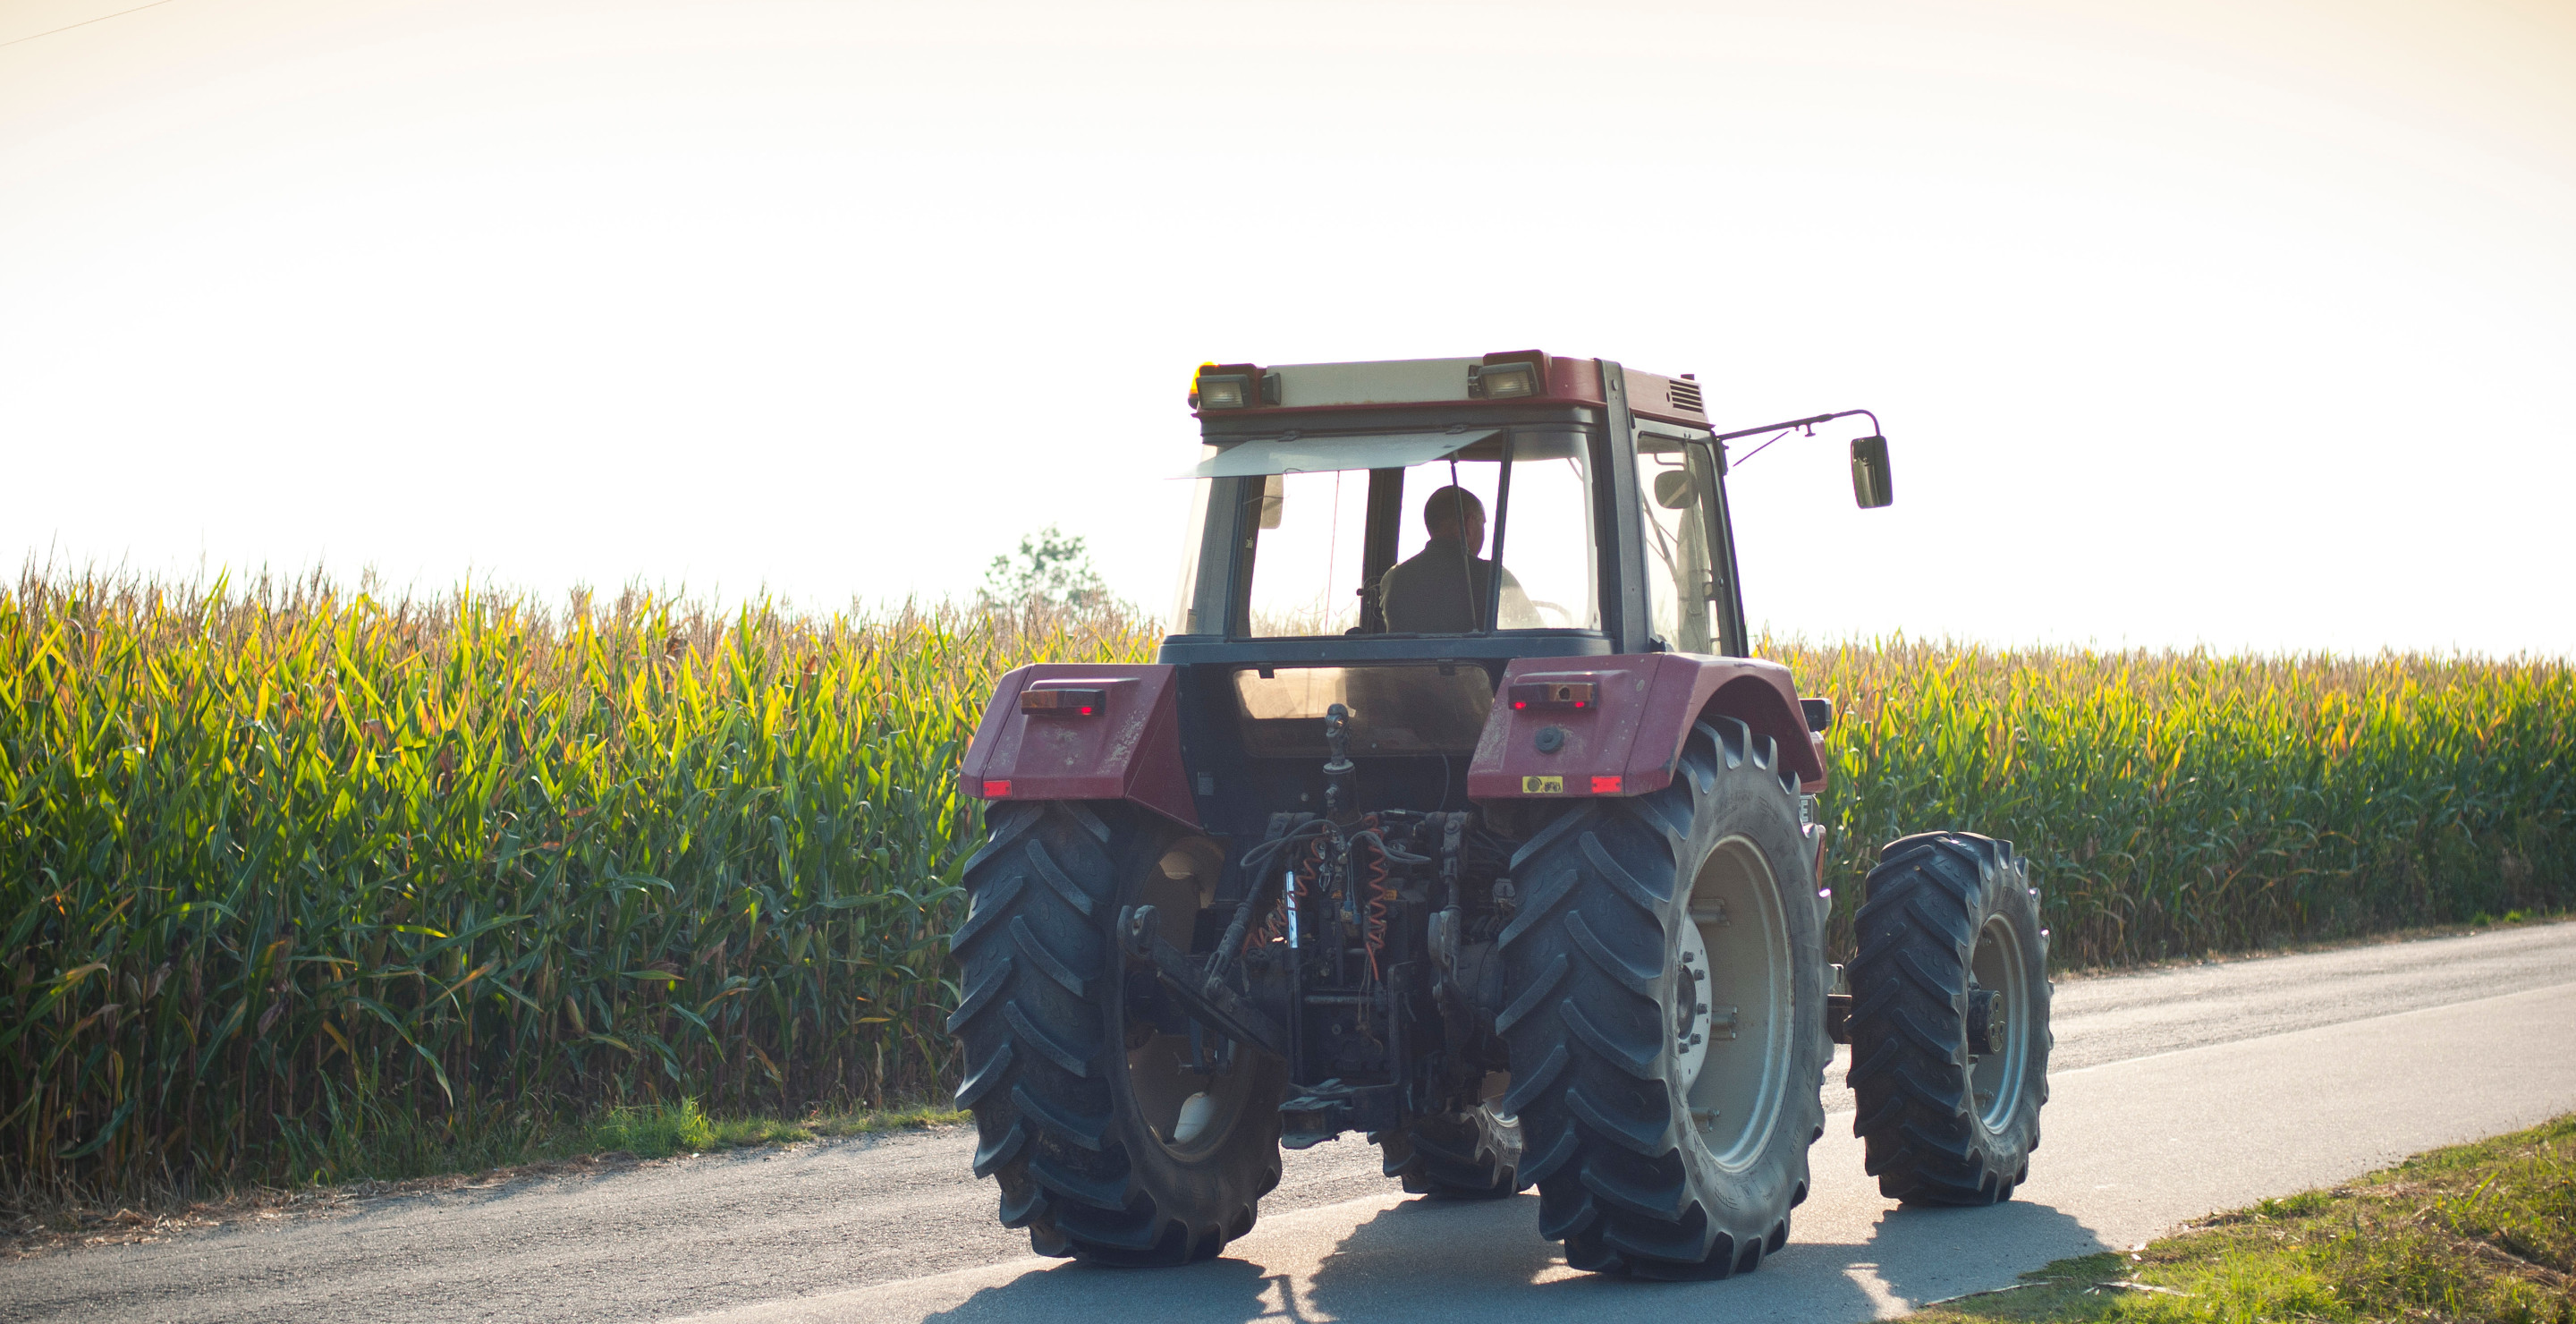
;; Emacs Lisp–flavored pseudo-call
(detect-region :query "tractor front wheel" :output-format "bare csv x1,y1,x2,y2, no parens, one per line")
1377,1100,1527,1198
1847,832,2052,1204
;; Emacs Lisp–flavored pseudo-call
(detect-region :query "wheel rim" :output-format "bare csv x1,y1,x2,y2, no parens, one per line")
1967,912,2029,1132
1682,834,1792,1171
1123,837,1257,1158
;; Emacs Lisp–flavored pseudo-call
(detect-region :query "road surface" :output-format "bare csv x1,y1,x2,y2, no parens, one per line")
6,921,2572,1324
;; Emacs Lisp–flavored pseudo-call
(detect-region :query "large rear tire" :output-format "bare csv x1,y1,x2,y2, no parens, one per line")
1847,832,2052,1205
1496,717,1831,1279
949,802,1285,1264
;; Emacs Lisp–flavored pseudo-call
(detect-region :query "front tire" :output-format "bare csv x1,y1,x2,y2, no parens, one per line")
1377,1101,1526,1198
1496,717,1831,1278
948,802,1285,1264
1847,832,2052,1205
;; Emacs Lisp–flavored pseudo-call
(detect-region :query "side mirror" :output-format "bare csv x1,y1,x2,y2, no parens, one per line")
1651,469,1695,509
1850,436,1894,508
1258,473,1284,529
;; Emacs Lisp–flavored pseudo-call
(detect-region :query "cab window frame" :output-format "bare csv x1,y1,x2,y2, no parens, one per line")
1221,426,1606,641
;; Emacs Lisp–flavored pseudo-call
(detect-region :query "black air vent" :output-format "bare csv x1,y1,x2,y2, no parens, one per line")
1667,378,1704,413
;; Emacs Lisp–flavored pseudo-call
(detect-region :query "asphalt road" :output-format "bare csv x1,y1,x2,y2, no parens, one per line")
7,922,2573,1324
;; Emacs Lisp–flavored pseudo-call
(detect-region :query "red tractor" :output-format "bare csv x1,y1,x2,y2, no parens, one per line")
951,353,2051,1277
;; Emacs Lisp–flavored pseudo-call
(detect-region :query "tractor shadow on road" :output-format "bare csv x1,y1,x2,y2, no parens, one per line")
919,1192,2108,1323
1793,1198,2114,1318
918,1194,1555,1324
919,1249,1282,1324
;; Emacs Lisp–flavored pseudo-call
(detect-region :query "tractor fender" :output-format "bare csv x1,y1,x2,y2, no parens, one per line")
959,663,1199,828
1465,654,1826,802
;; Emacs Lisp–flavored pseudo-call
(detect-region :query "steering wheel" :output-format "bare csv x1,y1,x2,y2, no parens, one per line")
1523,599,1576,629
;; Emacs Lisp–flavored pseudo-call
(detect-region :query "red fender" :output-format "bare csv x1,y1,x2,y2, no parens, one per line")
1465,654,1826,802
960,664,1199,829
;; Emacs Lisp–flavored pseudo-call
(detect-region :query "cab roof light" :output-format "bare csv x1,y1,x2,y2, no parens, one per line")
1198,374,1252,409
1469,352,1551,401
1192,363,1279,410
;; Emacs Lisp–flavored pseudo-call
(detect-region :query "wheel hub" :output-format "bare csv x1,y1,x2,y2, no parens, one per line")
1966,986,2006,1057
1674,912,1713,1095
1967,913,2030,1131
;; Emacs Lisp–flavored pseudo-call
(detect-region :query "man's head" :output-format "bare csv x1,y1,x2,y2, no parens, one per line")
1422,486,1487,555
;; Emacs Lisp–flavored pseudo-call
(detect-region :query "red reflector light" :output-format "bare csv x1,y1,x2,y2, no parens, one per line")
1021,687,1107,716
1591,775,1623,794
986,779,1013,797
1508,679,1598,710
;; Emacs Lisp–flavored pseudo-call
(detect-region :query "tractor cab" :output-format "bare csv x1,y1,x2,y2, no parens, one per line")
1159,352,1754,844
1167,352,1743,659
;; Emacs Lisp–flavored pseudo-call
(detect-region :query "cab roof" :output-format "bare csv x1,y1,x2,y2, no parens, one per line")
1190,352,1709,429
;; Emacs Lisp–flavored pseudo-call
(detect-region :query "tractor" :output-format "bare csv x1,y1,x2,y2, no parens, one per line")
948,352,2052,1278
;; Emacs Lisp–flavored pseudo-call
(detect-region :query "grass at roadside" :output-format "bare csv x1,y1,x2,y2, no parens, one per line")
588,1096,969,1159
2040,909,2570,987
4,1096,966,1247
308,1094,971,1179
1914,1114,2575,1324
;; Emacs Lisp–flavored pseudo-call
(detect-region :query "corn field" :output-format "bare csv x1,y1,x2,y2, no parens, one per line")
0,572,1156,1200
3,572,2569,1199
1775,638,2574,967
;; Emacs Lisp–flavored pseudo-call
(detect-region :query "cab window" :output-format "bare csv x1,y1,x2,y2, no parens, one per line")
1233,431,1600,638
1637,433,1721,653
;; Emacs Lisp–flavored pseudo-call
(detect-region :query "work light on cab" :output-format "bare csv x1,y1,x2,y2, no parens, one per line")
1467,357,1543,400
1191,362,1276,410
1198,374,1250,409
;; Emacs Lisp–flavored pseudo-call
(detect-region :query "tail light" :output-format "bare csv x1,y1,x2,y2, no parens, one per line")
1021,687,1107,717
1509,680,1597,710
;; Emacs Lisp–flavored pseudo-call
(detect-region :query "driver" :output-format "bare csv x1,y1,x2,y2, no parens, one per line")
1378,486,1538,632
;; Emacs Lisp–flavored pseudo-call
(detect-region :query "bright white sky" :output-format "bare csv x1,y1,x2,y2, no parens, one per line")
4,0,2571,655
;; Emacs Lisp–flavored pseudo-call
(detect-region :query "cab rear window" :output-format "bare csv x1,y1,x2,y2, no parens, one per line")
1232,665,1493,757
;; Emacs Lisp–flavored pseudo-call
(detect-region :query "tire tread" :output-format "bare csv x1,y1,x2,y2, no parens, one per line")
1846,832,2052,1206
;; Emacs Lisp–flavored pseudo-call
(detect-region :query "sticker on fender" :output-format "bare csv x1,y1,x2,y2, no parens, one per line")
1522,775,1563,794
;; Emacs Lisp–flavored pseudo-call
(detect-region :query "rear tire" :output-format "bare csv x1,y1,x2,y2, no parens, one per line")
1377,1102,1526,1198
1847,832,2052,1205
1496,717,1830,1279
948,802,1285,1264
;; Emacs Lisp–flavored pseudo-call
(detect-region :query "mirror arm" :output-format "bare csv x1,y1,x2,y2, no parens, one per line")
1708,408,1881,445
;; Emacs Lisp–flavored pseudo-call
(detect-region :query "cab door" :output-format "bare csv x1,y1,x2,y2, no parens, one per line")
1633,423,1744,656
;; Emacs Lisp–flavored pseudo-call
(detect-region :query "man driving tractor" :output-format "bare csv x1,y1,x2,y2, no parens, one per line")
1377,485,1538,632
